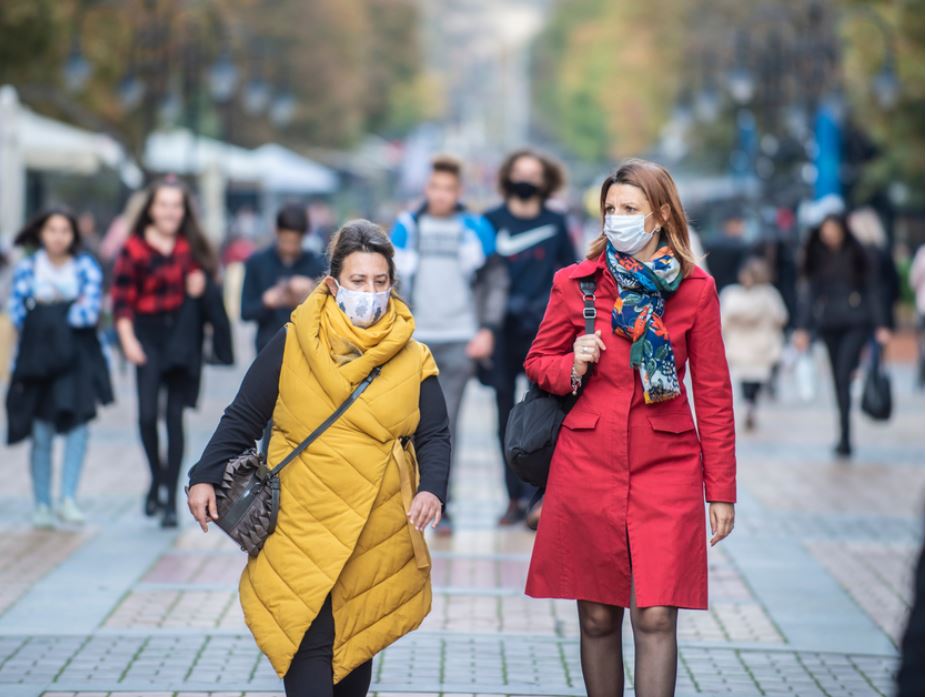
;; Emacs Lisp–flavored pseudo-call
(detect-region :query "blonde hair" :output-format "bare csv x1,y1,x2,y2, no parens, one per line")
589,159,696,277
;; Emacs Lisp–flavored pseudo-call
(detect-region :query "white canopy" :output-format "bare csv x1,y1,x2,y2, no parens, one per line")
253,143,338,194
144,129,260,183
0,85,141,239
144,129,338,194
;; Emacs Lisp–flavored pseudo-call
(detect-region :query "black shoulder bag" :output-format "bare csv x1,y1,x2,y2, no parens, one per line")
504,277,597,489
195,367,381,556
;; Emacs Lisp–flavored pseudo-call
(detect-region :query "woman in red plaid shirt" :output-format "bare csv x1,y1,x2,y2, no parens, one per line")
111,177,217,528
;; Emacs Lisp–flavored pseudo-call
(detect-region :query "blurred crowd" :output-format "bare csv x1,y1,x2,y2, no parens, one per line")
0,150,923,534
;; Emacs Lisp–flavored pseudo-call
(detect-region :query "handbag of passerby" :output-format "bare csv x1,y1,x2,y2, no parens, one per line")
110,176,226,528
523,159,736,697
792,213,892,458
186,220,451,697
5,207,113,528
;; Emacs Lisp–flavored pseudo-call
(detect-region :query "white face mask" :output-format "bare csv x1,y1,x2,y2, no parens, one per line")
335,282,391,328
604,212,657,254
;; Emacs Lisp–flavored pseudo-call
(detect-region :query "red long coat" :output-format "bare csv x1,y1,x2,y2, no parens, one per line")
524,254,736,610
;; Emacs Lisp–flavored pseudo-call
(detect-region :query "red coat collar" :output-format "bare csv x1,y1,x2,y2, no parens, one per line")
565,253,606,279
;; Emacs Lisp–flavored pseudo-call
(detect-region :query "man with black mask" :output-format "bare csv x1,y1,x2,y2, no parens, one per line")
484,149,577,527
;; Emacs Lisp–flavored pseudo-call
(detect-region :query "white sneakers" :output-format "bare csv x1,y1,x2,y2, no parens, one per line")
32,499,87,528
32,504,55,529
57,498,86,524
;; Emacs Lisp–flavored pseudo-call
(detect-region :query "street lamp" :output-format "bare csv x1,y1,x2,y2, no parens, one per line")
270,90,296,126
118,71,145,110
208,50,239,102
64,39,92,92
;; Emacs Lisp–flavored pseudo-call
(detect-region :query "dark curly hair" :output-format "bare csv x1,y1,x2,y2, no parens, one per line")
496,148,565,200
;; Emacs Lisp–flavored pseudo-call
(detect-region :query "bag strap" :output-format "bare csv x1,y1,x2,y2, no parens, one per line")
579,277,597,335
267,366,382,478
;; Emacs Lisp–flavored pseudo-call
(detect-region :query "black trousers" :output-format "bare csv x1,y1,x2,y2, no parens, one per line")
819,326,870,448
741,381,762,405
493,316,539,503
283,595,372,697
134,314,188,506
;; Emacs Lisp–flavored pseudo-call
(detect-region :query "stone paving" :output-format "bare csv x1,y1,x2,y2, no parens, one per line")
0,329,922,697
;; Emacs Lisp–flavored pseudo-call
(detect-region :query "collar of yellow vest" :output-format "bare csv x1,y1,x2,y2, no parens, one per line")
289,286,415,399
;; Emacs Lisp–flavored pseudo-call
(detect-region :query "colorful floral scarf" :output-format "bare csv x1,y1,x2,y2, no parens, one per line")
606,243,683,404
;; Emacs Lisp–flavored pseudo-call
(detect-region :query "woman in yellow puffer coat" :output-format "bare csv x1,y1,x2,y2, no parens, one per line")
186,220,451,696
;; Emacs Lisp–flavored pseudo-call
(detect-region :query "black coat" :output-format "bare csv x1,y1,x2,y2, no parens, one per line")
797,242,884,332
6,309,114,445
163,278,235,408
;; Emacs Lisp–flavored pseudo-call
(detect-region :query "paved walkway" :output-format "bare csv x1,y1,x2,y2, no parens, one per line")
0,331,922,697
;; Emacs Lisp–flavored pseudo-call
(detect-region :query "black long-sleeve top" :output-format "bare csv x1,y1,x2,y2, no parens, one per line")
188,329,451,502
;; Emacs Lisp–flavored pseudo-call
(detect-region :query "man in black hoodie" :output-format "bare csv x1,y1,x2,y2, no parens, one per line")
484,149,577,526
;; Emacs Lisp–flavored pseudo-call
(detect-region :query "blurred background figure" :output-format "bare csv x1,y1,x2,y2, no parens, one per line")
793,214,892,458
111,178,229,529
849,207,901,333
911,245,925,387
705,214,751,292
483,149,577,527
240,203,325,354
720,256,789,430
5,208,112,528
390,155,508,536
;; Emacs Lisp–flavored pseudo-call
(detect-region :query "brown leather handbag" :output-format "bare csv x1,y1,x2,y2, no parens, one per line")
205,367,381,556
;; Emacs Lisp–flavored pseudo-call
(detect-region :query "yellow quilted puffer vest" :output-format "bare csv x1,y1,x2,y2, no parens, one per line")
238,286,438,682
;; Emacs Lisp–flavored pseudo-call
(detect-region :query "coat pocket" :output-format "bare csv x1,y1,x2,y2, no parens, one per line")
647,411,696,434
562,409,600,431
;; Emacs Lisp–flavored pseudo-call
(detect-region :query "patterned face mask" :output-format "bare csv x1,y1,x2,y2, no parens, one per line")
335,282,391,328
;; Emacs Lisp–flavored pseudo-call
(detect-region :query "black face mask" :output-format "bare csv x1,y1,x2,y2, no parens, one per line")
506,180,541,201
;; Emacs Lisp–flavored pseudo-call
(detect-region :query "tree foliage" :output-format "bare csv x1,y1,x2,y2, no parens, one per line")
0,0,427,153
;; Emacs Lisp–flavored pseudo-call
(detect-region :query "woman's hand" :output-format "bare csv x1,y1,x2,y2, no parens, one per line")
187,483,218,532
186,269,207,298
792,329,810,352
573,330,607,377
709,502,735,546
407,491,442,531
875,327,892,346
122,337,147,365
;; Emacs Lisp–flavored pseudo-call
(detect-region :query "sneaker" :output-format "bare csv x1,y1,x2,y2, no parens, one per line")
497,500,526,526
32,504,55,529
57,498,86,525
834,441,853,459
434,513,453,537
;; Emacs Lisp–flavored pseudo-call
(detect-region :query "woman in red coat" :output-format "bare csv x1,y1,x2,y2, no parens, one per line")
524,160,736,697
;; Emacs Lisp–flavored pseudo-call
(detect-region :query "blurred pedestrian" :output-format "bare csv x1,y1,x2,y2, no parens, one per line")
391,155,508,535
704,213,751,292
523,160,736,697
719,257,789,430
910,245,925,387
793,213,891,458
111,177,228,528
241,203,326,353
6,208,113,528
484,148,577,526
849,207,901,331
187,221,450,697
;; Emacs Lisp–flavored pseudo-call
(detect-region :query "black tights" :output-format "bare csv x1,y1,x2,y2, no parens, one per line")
820,327,870,449
577,595,678,697
284,595,372,697
136,362,187,508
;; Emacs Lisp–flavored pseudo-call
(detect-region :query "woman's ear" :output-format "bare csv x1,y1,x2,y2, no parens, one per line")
657,203,672,230
324,276,338,296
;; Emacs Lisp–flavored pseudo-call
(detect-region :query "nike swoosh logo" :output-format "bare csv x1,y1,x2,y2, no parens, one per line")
495,224,558,257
